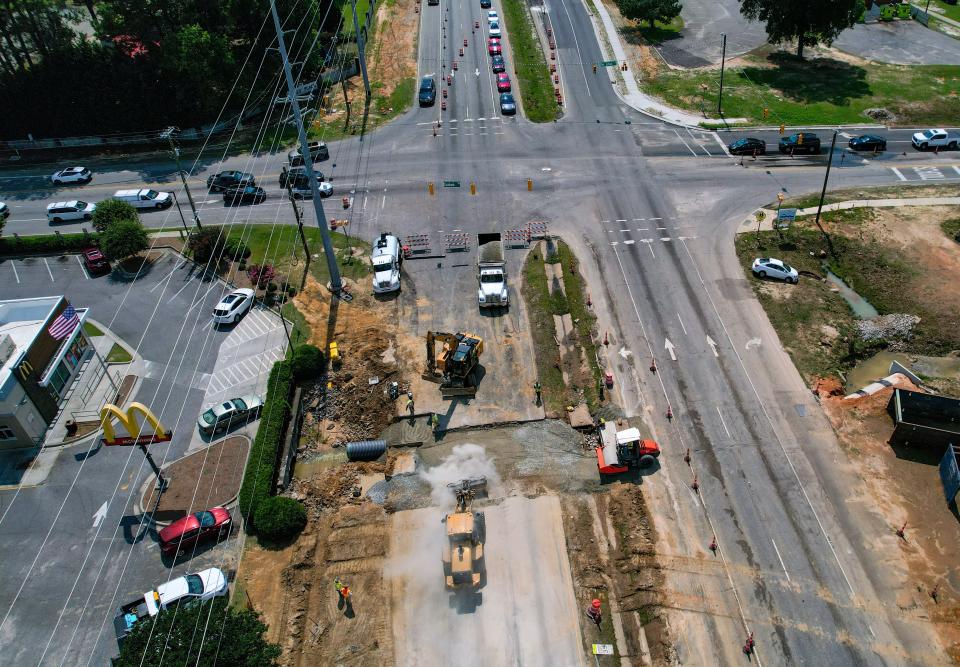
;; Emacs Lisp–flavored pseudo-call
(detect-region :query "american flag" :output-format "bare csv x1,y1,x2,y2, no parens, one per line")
48,305,80,340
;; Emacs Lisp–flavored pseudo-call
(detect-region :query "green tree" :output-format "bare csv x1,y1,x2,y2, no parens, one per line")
0,0,79,75
91,198,138,232
101,218,149,260
253,496,307,541
187,226,228,264
115,597,280,666
616,0,682,28
739,0,861,58
159,25,235,119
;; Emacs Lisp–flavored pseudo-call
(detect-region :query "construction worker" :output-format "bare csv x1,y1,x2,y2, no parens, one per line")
430,412,440,431
334,577,344,598
406,392,415,415
534,380,542,405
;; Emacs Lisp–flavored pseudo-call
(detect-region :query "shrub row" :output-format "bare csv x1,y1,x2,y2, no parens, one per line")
237,359,294,526
0,231,98,256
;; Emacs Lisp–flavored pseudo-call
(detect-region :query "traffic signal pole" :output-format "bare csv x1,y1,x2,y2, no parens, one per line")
270,0,343,295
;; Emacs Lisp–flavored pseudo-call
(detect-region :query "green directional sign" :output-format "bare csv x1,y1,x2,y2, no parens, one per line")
601,60,617,67
443,180,461,188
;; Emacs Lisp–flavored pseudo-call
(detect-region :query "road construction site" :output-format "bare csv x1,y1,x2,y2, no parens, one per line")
234,232,676,666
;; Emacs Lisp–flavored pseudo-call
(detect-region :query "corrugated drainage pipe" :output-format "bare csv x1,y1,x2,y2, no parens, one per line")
346,439,387,461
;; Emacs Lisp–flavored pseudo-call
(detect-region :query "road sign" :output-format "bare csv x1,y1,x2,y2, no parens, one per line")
777,207,797,228
592,644,614,655
601,60,617,67
443,180,460,188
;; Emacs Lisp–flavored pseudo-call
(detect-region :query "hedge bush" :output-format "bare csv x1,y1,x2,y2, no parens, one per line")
252,496,307,541
91,199,138,233
291,344,325,381
237,360,294,523
225,237,252,262
0,232,98,256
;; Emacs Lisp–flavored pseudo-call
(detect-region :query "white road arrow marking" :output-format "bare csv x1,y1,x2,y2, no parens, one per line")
664,338,677,361
618,347,632,359
92,501,108,529
745,337,761,350
706,335,718,357
475,68,480,76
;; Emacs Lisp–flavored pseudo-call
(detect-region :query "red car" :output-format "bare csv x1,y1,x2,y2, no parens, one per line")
82,247,110,275
488,42,502,56
496,73,511,92
488,37,500,47
158,507,232,556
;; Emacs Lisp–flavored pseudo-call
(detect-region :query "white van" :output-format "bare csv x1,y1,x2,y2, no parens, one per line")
371,233,401,294
47,200,96,223
113,189,173,210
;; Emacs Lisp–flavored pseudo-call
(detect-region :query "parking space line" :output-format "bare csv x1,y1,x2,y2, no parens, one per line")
10,262,19,284
42,258,54,282
76,255,91,279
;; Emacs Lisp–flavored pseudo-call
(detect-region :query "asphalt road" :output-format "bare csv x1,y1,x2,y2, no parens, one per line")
1,0,958,663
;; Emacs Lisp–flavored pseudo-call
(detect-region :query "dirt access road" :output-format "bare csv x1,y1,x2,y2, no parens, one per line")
389,495,585,667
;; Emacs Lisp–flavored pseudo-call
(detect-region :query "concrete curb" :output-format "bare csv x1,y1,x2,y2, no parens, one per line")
133,434,251,528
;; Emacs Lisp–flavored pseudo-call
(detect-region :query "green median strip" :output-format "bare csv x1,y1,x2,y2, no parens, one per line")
501,0,559,122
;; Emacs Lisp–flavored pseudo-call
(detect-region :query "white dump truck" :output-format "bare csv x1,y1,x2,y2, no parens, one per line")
477,233,508,309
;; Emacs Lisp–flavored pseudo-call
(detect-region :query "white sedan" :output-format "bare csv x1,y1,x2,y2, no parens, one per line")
51,166,93,185
146,568,229,615
487,10,498,22
488,21,502,37
212,287,255,324
291,181,334,199
752,257,799,284
198,395,264,434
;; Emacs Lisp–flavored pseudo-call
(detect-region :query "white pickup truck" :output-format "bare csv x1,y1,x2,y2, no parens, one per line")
477,232,508,309
911,129,959,151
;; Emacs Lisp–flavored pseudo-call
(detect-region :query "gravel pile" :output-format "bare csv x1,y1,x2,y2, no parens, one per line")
857,313,920,342
366,479,390,505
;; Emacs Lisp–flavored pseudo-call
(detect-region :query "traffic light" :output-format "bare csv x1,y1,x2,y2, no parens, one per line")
762,108,769,119
779,123,785,134
797,133,804,145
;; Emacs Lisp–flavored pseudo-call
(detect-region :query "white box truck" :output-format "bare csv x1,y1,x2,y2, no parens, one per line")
477,232,508,308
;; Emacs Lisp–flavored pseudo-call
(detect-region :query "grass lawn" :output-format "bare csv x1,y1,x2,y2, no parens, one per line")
645,48,960,126
106,343,133,363
341,0,371,35
281,301,312,347
942,216,960,241
501,0,558,122
620,15,684,45
735,207,960,384
83,321,104,337
926,0,960,23
776,183,960,210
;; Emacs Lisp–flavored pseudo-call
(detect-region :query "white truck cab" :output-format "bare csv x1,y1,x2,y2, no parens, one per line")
477,232,508,308
371,233,402,293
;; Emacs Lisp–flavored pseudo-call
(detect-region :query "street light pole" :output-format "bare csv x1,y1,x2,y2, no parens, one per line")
161,127,201,230
270,0,344,295
717,33,727,116
285,180,312,294
813,130,838,256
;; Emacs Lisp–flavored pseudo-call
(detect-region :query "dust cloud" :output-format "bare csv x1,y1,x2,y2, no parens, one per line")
419,443,501,509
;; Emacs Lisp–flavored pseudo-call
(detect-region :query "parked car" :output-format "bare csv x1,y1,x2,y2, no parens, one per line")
51,166,92,185
287,140,329,166
418,76,436,106
206,170,255,192
911,128,959,151
113,188,173,210
778,132,820,154
496,73,511,92
279,165,324,188
223,185,266,206
848,135,886,152
82,247,111,275
488,21,501,37
158,507,232,556
197,395,264,435
752,257,799,284
47,200,95,223
499,92,516,115
728,137,766,155
0,202,8,219
491,55,506,73
212,288,255,324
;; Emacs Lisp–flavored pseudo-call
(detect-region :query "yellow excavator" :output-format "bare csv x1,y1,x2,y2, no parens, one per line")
423,331,484,397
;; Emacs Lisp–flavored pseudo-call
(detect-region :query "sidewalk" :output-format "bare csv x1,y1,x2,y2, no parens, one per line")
736,196,960,233
910,2,960,30
587,0,744,127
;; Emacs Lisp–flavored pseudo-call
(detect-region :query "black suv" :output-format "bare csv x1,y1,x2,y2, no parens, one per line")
778,133,820,154
207,170,255,192
279,165,324,188
418,77,436,106
287,141,329,167
223,185,266,206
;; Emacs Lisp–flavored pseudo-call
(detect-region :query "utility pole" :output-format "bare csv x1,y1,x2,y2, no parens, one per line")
171,192,189,235
717,33,727,116
285,181,312,293
270,0,344,295
813,130,838,257
161,127,201,229
349,0,371,99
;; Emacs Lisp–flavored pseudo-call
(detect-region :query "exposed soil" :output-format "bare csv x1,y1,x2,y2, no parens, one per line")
817,379,960,661
143,436,250,522
366,0,419,101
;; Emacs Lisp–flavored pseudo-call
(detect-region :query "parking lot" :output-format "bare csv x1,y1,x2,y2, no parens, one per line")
0,249,286,666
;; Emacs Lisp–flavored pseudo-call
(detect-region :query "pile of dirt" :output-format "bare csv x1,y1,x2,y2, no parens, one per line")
289,459,396,516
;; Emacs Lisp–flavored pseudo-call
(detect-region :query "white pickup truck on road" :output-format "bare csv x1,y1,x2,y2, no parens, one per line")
911,129,959,150
477,232,508,309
